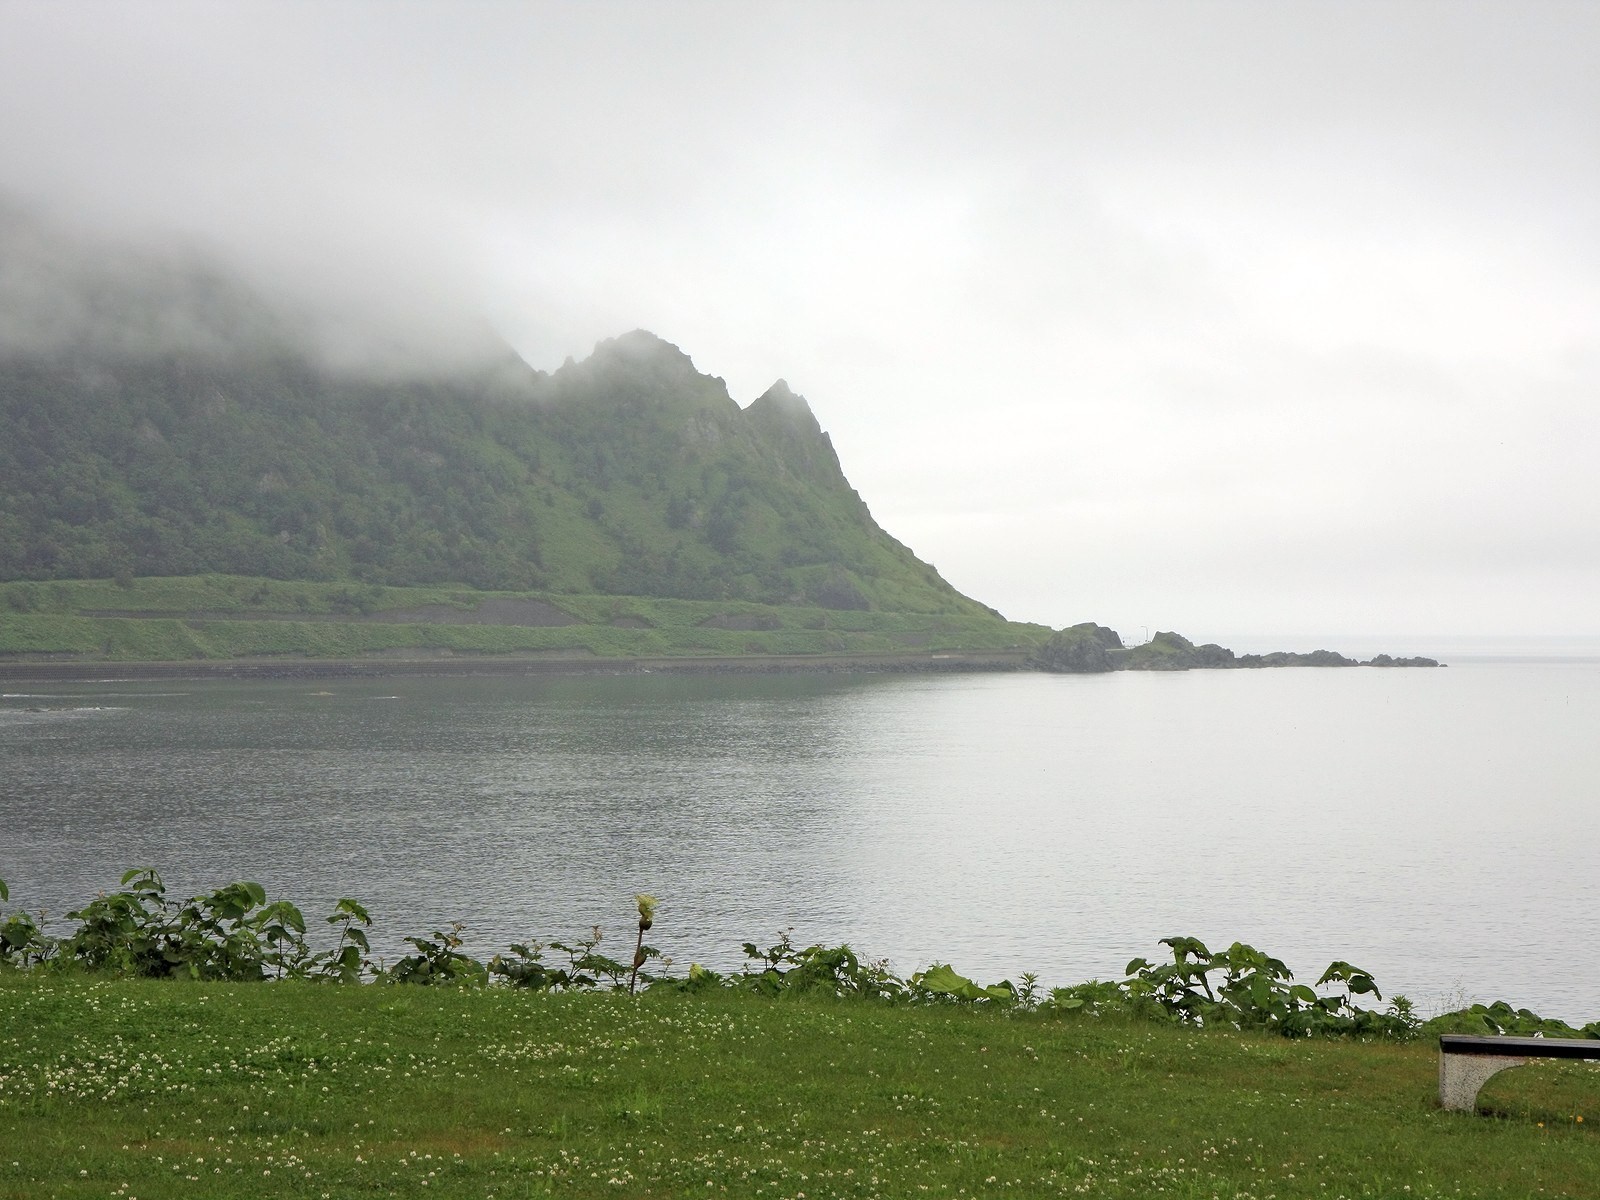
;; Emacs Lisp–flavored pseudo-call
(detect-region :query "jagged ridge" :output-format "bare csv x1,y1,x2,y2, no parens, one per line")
0,327,988,616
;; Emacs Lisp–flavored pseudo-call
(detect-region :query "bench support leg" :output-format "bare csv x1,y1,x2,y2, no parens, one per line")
1439,1052,1527,1112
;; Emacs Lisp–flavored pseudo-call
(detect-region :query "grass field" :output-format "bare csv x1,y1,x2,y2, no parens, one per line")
2,974,1596,1199
0,575,1050,664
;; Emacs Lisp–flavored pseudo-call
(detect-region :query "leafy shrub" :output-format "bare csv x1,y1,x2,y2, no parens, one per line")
4,871,1596,1043
316,898,376,983
0,869,379,983
1422,1000,1600,1039
0,876,55,969
1115,936,1417,1037
1041,978,1149,1019
57,870,310,981
736,930,910,1001
385,922,488,986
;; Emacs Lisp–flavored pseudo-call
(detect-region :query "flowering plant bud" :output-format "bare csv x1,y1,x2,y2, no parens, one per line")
635,893,658,930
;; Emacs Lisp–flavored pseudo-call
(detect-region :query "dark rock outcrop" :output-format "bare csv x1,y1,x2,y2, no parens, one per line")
1236,648,1357,668
1027,622,1123,673
1112,630,1240,671
1032,624,1443,674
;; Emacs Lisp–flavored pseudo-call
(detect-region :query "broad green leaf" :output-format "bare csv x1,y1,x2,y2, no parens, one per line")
916,963,973,994
331,898,372,924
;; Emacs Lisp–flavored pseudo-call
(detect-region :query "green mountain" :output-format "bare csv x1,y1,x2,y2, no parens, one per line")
0,326,990,617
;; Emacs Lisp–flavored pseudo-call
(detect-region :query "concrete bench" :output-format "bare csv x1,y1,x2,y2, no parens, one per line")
1439,1034,1600,1112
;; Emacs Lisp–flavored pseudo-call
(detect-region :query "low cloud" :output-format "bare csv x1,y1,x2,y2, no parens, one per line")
1,2,1595,633
0,201,506,375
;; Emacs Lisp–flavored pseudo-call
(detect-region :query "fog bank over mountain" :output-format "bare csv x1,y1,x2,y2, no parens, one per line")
2,2,1596,637
0,204,507,376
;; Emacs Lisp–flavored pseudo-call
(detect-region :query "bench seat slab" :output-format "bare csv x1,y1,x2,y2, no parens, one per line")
1438,1034,1600,1059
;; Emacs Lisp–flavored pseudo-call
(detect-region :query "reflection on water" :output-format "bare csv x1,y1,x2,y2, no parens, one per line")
3,663,1597,1020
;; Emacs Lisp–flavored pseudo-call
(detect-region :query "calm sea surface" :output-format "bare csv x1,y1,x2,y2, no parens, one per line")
3,652,1597,1021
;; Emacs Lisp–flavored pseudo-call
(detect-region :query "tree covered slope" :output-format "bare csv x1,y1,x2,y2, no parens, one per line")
0,330,991,617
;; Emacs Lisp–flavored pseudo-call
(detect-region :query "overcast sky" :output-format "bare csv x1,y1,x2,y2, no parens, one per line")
2,1,1595,643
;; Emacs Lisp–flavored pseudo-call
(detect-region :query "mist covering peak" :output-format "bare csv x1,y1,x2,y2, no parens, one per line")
750,378,818,424
545,328,735,416
596,328,692,360
0,203,289,364
0,200,509,378
0,222,985,616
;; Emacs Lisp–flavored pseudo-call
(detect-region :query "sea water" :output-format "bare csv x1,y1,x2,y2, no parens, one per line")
3,649,1596,1020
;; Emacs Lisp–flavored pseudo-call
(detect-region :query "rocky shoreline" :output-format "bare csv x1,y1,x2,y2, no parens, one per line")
0,650,1034,683
1028,625,1443,673
0,625,1448,683
0,626,1445,684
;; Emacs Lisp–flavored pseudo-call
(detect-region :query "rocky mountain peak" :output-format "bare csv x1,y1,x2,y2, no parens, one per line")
549,329,734,415
748,378,817,425
593,328,694,365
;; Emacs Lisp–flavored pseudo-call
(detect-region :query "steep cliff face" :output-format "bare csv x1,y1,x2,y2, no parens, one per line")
744,379,845,481
1027,622,1123,672
0,317,989,614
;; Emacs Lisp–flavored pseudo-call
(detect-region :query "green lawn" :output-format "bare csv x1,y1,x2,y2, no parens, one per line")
0,575,1049,663
2,975,1595,1199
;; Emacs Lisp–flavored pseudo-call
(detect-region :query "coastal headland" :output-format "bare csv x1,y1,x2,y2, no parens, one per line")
0,575,1439,681
1,309,1439,679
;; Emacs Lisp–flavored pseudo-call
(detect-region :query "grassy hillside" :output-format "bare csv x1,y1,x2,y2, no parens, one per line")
1,975,1595,1199
0,574,1049,664
0,330,992,620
